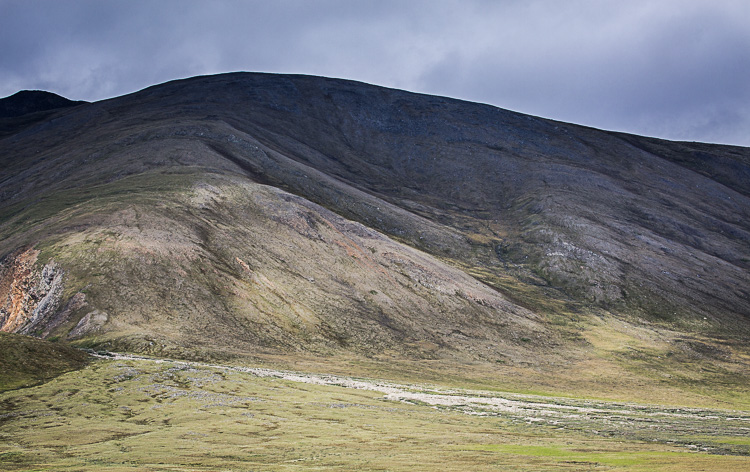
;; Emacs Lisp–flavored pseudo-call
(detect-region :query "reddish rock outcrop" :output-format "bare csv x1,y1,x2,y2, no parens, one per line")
0,247,64,334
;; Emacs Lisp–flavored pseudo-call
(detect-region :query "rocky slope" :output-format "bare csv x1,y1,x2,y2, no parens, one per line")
0,73,748,381
0,247,64,334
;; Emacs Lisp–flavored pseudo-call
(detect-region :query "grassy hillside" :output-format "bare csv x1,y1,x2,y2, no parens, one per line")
0,332,89,391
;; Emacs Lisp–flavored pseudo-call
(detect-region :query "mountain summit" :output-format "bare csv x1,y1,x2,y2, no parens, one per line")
0,90,86,118
0,73,748,394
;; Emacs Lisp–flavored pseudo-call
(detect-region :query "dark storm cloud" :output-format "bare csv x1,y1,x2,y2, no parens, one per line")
414,1,750,145
1,0,748,145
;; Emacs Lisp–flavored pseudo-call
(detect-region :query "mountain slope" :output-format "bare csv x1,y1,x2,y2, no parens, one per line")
0,73,748,398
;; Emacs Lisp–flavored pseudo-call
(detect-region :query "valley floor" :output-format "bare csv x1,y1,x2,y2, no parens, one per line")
1,354,749,471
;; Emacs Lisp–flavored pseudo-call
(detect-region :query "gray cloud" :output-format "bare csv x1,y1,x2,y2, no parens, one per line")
1,0,748,146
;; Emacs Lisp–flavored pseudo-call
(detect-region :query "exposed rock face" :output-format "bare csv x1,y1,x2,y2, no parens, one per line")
0,247,64,334
40,292,88,338
67,309,108,339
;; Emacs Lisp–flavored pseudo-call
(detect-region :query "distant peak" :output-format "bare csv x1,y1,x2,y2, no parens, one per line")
0,90,87,118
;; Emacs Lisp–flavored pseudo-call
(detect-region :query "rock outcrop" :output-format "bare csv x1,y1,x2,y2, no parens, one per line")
0,247,65,334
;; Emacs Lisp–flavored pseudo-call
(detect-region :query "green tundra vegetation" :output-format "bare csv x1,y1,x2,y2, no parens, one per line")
1,356,749,472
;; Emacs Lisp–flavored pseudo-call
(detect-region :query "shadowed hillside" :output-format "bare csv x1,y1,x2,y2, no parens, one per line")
0,332,89,391
0,90,86,119
0,90,87,138
0,73,748,401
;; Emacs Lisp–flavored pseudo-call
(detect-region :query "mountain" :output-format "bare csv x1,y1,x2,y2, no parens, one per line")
0,90,86,119
0,73,748,398
0,90,87,138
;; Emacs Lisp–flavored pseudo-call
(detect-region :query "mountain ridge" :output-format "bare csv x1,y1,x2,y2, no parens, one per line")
0,72,748,401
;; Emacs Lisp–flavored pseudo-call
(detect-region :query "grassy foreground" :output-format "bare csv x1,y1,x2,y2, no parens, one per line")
1,357,748,471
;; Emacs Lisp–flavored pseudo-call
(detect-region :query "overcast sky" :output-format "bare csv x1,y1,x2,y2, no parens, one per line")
1,0,749,146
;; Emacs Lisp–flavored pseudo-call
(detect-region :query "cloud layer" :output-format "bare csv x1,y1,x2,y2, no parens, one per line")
1,0,748,145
